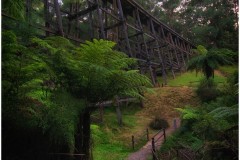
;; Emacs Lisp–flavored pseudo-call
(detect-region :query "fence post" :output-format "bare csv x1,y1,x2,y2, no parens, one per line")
163,128,166,142
132,135,135,150
173,118,177,130
152,138,156,160
146,128,149,141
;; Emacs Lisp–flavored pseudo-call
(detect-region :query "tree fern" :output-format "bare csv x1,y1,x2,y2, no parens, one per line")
209,105,238,118
175,107,200,120
188,45,233,79
2,0,25,19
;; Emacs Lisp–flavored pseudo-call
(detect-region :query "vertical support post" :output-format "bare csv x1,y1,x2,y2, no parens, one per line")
150,19,167,85
168,46,176,79
103,0,108,38
99,104,104,122
96,0,106,39
132,135,135,150
152,138,156,160
135,9,156,86
26,0,32,23
183,42,190,62
87,0,94,40
176,38,186,70
76,2,80,38
146,128,149,141
163,128,166,142
152,67,158,87
115,96,122,126
169,33,181,72
117,0,133,57
54,0,64,36
173,118,177,130
113,0,119,42
67,3,73,35
44,0,50,36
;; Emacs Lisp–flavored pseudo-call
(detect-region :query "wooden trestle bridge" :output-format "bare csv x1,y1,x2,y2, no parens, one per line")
3,0,196,86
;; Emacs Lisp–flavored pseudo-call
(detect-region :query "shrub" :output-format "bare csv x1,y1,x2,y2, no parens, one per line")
149,117,169,130
196,78,219,102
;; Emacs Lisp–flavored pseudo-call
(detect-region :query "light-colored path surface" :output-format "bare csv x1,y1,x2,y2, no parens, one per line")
126,118,180,160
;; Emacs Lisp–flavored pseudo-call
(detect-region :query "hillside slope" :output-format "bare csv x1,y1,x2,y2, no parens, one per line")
139,86,200,129
92,86,200,160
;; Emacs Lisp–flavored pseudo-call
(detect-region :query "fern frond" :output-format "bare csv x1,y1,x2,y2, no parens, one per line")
175,107,200,120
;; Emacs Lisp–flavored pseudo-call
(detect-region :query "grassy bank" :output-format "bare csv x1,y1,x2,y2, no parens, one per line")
158,71,226,87
91,103,154,160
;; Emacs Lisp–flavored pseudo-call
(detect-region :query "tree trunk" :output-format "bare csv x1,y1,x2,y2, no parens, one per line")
53,0,64,36
82,107,91,160
75,111,84,156
99,104,104,123
115,97,122,126
44,0,50,36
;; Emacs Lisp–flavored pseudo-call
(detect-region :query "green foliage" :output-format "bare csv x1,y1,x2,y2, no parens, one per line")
181,0,238,51
40,90,85,153
209,105,238,118
188,45,233,79
2,0,25,19
3,30,152,159
2,31,48,100
196,77,219,102
219,65,238,76
160,131,203,154
164,71,238,159
176,107,200,120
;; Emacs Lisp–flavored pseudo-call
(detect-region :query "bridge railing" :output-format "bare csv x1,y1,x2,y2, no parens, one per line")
151,128,166,160
131,128,150,150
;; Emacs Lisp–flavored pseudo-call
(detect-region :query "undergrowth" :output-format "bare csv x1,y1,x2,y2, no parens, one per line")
91,103,149,160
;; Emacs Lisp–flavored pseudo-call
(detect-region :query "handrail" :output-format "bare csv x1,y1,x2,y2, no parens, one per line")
131,128,149,150
154,133,164,143
152,129,163,138
151,128,166,160
151,149,160,160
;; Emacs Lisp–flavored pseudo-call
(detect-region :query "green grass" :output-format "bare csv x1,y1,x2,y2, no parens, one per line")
158,71,227,87
91,124,131,160
91,103,143,160
218,65,238,76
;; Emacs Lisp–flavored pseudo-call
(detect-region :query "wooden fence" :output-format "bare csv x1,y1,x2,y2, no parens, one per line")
151,128,166,160
131,128,150,150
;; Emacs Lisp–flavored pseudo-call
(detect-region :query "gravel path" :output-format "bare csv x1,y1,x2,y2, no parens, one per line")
126,118,180,160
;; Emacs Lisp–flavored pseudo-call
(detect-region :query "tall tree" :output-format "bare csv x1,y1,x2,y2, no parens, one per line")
180,0,238,51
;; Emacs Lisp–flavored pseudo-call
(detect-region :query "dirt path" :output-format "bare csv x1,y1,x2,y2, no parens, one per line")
126,118,180,160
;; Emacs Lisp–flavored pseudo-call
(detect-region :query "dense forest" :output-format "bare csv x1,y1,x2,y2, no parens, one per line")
2,0,238,160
